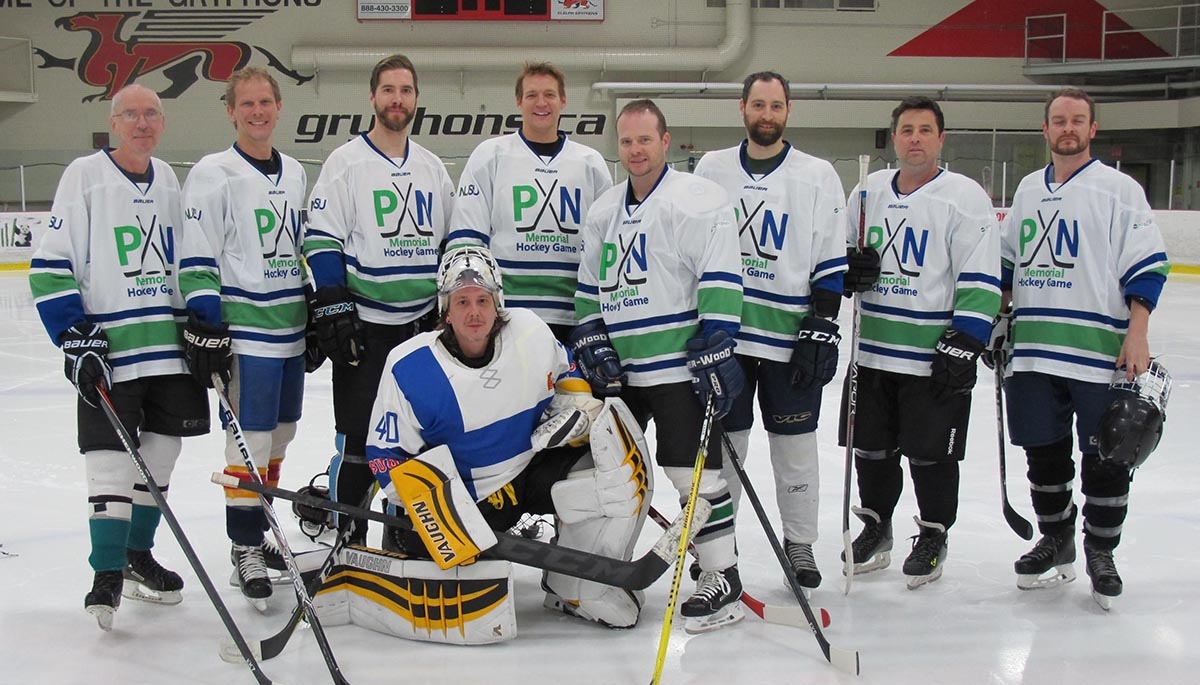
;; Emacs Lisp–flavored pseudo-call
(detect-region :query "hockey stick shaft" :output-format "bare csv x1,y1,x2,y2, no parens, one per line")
645,507,831,630
95,386,274,685
994,367,1034,540
650,395,716,685
722,432,860,675
842,154,871,594
210,472,698,591
213,375,351,685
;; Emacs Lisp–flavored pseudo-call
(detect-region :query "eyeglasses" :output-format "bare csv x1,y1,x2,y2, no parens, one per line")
114,109,163,123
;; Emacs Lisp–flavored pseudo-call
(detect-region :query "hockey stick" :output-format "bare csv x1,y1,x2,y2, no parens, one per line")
94,386,275,685
650,394,716,685
723,432,860,675
209,472,707,591
213,375,351,685
994,366,1034,540
645,507,831,630
842,154,871,595
219,490,372,664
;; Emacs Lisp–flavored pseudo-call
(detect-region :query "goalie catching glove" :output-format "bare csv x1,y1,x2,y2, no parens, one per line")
61,322,112,408
532,377,604,451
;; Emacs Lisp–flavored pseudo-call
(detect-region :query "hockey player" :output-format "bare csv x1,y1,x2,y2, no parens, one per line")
693,72,846,595
998,87,1169,609
446,61,612,341
29,84,211,629
365,246,652,630
573,99,748,632
840,96,1000,589
304,55,454,551
179,67,308,610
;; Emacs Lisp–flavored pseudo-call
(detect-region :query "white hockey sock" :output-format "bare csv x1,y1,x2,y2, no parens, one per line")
769,432,819,544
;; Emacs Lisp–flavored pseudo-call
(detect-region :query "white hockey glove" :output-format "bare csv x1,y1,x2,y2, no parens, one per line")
531,377,604,451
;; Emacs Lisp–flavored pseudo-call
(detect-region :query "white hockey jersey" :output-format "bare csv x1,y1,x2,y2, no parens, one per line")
30,150,188,382
180,145,307,358
305,134,453,325
1001,159,1169,383
447,132,612,326
848,168,1001,376
576,167,743,386
694,142,847,362
365,308,571,501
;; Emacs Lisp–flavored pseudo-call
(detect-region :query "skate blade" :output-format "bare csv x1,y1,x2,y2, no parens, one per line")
122,579,182,605
86,604,116,631
1092,590,1114,611
1016,565,1076,590
905,565,944,590
242,595,269,613
267,569,294,586
843,551,891,576
781,576,814,599
683,603,745,635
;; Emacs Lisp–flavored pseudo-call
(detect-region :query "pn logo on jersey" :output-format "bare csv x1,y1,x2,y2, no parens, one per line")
33,10,313,102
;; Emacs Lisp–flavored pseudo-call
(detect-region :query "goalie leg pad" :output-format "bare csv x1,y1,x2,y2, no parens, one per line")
389,445,498,569
313,545,516,645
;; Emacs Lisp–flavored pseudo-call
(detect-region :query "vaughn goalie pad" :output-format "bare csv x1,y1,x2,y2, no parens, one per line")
311,545,517,645
545,398,653,622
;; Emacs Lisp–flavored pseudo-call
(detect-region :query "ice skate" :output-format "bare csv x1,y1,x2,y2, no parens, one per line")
85,570,124,631
1084,541,1122,611
841,507,893,575
681,565,745,634
784,540,821,596
230,543,272,611
543,588,643,629
260,537,294,585
123,548,183,605
1014,529,1076,590
903,518,948,589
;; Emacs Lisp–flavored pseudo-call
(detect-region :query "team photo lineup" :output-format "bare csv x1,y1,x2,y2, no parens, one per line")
23,48,1171,683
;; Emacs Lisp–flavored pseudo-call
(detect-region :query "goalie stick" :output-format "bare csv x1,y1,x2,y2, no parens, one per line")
210,472,708,591
213,375,350,684
842,154,871,595
646,507,831,630
95,386,275,685
723,432,860,675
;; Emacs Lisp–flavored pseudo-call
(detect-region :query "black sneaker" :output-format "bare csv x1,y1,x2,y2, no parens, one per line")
85,570,124,631
902,518,947,589
784,540,822,590
123,548,183,605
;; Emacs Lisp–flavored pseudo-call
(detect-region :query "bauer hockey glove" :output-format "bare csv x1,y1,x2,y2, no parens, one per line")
568,320,625,397
183,312,232,388
929,329,985,401
789,316,842,391
309,285,366,366
982,304,1013,371
843,246,881,296
60,322,112,408
686,330,745,419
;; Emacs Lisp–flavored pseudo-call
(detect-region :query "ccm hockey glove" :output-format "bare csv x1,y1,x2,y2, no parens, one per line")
843,246,881,295
789,316,842,391
309,285,365,366
183,312,232,387
60,323,112,408
568,320,625,397
929,329,985,401
686,330,745,419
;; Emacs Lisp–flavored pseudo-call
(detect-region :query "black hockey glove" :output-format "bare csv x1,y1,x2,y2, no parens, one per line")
303,322,326,374
686,330,745,419
981,304,1013,371
309,285,365,366
60,322,112,408
843,246,881,296
183,312,232,388
568,320,625,397
789,316,842,391
929,329,985,401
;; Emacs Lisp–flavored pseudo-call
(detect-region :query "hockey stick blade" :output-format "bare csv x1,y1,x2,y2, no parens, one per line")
211,472,708,591
646,507,831,630
995,367,1035,540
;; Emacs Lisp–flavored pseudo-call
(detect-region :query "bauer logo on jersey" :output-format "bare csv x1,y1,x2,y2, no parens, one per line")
863,218,930,296
114,215,175,285
597,233,651,312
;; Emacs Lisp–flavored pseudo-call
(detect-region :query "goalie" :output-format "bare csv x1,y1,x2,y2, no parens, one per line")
360,246,653,640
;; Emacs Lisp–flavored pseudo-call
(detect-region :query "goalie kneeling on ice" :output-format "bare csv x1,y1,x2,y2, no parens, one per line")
310,544,516,645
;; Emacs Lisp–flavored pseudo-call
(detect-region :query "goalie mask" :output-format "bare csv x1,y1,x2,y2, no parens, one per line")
1098,360,1171,470
437,246,504,315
